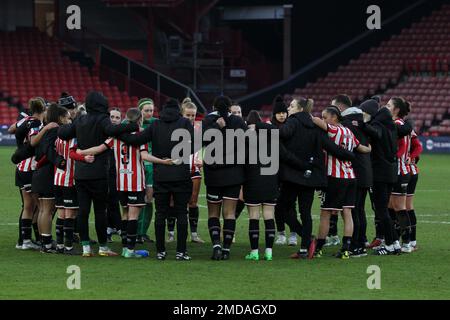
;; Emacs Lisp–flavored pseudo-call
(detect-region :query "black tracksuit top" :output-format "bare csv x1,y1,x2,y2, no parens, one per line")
58,92,138,181
278,111,355,189
118,105,194,183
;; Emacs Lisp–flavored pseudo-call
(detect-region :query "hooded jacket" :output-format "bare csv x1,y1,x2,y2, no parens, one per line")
118,103,194,183
201,111,248,187
279,111,355,188
58,91,138,180
363,107,399,183
341,107,373,188
32,127,65,195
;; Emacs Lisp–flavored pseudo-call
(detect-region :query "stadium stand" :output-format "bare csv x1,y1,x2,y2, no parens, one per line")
381,76,450,134
0,28,140,124
275,3,450,135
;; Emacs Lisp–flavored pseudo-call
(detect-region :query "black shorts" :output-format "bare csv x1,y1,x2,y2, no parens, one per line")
392,174,411,196
245,199,277,206
206,184,241,203
407,174,418,197
62,186,79,209
119,191,146,207
55,186,64,208
15,170,33,192
321,177,357,211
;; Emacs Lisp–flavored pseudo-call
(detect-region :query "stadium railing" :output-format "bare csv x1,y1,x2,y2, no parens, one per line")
98,45,206,114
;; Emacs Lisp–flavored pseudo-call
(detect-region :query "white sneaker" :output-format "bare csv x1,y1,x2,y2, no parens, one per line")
16,243,23,250
275,234,287,245
323,236,332,247
191,233,205,243
167,232,175,243
393,240,402,251
324,235,340,247
21,240,40,250
401,243,412,253
288,233,297,246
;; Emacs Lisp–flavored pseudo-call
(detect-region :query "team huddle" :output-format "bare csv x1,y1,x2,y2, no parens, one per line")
10,90,422,261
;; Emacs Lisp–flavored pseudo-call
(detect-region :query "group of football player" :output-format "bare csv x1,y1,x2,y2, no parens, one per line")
10,90,422,261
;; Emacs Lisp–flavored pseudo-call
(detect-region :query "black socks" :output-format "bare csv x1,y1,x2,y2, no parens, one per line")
208,217,221,247
188,206,199,233
264,219,276,249
222,219,236,250
248,219,259,250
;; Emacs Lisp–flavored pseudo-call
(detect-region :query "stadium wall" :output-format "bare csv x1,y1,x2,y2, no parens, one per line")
0,0,33,31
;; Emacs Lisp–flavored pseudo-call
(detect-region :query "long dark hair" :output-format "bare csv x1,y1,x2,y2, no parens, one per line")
246,110,262,125
325,105,343,122
391,97,411,118
46,104,68,125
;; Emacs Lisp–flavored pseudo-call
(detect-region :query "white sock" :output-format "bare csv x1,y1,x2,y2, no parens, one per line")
265,248,272,255
99,246,109,251
23,239,31,244
251,249,259,255
169,231,175,236
393,241,401,249
107,227,113,235
83,245,91,253
191,232,198,238
57,244,64,249
278,231,285,236
65,246,73,251
385,244,394,251
411,240,417,246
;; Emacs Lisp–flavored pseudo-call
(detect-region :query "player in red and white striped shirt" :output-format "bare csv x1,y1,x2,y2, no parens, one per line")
312,106,371,259
181,99,205,243
77,108,173,258
387,97,413,253
406,131,422,251
13,98,49,250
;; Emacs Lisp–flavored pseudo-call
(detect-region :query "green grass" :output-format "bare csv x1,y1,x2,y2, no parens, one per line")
0,147,449,300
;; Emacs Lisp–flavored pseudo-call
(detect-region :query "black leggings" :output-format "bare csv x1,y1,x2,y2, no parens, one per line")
274,197,295,233
278,181,315,249
76,179,108,245
154,181,192,253
106,172,121,230
18,188,24,244
352,188,368,248
372,181,394,246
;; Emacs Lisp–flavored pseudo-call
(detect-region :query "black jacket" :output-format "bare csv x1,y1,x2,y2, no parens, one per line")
11,117,41,164
58,92,138,180
278,111,355,188
202,112,248,187
341,108,373,188
363,107,399,184
32,128,65,195
246,122,313,201
118,104,194,183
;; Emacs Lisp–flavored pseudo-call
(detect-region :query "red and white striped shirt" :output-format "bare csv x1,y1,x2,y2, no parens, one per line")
16,118,41,172
326,124,359,179
395,119,411,176
409,131,421,175
190,151,201,177
106,135,148,192
54,138,77,187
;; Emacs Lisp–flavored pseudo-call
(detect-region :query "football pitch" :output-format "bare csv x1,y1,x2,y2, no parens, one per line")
0,146,449,300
